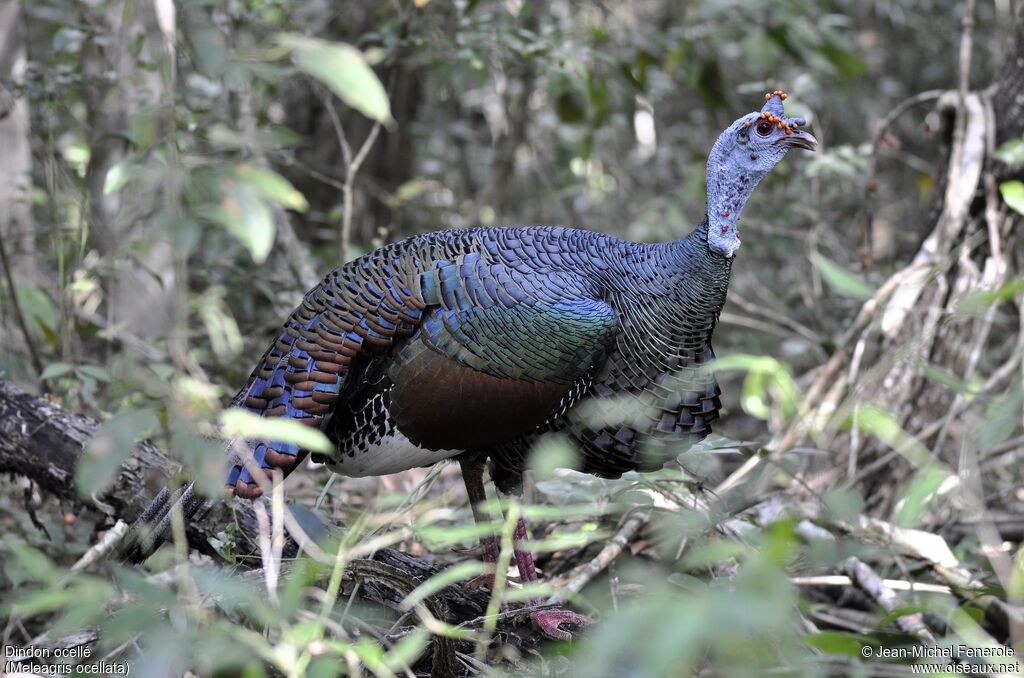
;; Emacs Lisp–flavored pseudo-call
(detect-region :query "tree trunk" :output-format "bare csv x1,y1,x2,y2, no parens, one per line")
0,1,35,282
800,9,1023,513
992,14,1024,145
80,2,176,341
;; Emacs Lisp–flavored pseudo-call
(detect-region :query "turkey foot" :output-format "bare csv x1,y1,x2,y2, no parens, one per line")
530,609,591,641
458,456,590,638
512,519,590,640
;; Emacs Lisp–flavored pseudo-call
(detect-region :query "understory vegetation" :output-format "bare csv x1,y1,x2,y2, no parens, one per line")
0,0,1022,676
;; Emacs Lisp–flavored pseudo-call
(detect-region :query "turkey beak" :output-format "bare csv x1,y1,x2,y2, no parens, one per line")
782,130,817,151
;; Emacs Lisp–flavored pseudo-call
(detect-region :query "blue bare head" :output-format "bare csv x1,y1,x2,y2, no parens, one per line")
705,90,817,258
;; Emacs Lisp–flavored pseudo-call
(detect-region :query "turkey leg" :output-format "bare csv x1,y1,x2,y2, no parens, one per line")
508,514,590,640
458,456,499,589
457,456,589,640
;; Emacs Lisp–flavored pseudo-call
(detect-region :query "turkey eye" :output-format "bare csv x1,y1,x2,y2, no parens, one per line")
755,121,773,136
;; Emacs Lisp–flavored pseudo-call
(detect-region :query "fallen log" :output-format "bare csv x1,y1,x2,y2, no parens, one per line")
0,377,559,675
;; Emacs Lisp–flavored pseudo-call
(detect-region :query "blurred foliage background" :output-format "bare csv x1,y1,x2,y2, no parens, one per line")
0,0,1022,676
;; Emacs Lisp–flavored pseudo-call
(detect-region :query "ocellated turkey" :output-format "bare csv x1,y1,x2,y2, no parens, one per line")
127,92,815,640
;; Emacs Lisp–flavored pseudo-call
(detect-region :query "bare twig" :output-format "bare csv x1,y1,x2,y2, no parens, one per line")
0,228,45,379
842,514,1022,644
726,289,824,346
254,500,280,606
861,89,945,261
790,575,952,595
715,261,928,497
71,520,130,572
958,0,977,101
548,510,648,603
323,95,383,264
719,311,800,342
273,205,321,291
239,84,319,291
930,252,1003,457
839,557,938,644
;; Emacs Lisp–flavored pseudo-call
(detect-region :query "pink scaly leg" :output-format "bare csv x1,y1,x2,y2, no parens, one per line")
511,516,590,641
459,457,498,590
458,457,589,639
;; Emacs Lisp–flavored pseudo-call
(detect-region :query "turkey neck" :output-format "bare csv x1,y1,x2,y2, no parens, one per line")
602,222,732,307
663,219,733,317
597,221,732,359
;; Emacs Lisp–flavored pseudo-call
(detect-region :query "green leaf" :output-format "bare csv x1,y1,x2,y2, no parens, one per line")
2,539,60,586
682,539,746,569
103,161,132,195
893,466,950,527
415,521,497,551
804,630,866,657
284,620,323,647
555,86,587,124
527,434,581,479
712,354,799,420
521,503,611,521
1009,554,1024,606
40,362,74,380
384,628,428,672
822,488,865,524
215,178,275,263
190,26,229,77
79,365,111,382
818,41,867,84
13,284,59,339
979,386,1023,456
694,59,728,111
999,180,1024,215
156,211,201,253
810,253,874,299
79,408,159,497
7,587,78,617
848,406,930,468
520,528,608,553
401,561,491,611
740,29,779,68
236,164,309,212
129,110,157,150
277,559,324,619
221,408,333,455
958,278,1024,314
278,34,392,123
994,138,1024,165
959,604,985,624
879,605,930,627
917,360,971,395
386,179,425,209
308,657,344,678
173,426,228,498
207,123,303,151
